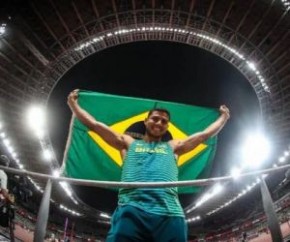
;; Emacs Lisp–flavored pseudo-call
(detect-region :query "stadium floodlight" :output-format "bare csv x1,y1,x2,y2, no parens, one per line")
246,61,257,71
279,156,286,163
7,146,14,153
52,170,60,177
230,167,241,179
35,129,45,139
100,213,110,219
3,138,10,146
26,106,46,134
0,23,6,35
43,149,52,160
241,133,271,168
11,152,17,159
212,183,223,195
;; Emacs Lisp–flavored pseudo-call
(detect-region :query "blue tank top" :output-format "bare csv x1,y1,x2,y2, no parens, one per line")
118,140,184,217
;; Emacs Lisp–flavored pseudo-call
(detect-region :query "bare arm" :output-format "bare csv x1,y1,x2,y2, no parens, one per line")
170,105,230,156
67,90,134,151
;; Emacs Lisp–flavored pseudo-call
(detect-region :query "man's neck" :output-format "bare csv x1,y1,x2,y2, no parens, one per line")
143,134,162,143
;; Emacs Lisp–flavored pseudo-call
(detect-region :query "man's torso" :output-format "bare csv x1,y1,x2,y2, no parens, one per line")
118,140,184,217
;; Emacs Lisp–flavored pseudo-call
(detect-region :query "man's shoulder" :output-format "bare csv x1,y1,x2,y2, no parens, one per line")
128,138,141,145
120,133,135,146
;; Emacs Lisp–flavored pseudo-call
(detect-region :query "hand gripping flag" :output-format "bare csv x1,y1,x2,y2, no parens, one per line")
61,90,219,193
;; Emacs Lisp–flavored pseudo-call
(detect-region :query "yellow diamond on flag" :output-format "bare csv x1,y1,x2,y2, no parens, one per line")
88,112,207,167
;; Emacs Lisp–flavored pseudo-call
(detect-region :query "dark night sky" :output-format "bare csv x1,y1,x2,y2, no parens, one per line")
47,41,260,213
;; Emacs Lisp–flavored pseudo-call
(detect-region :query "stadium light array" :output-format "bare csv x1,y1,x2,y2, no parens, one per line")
1,110,83,218
74,26,270,92
0,123,24,171
207,178,262,216
186,132,271,216
59,204,81,216
100,213,111,219
26,106,82,207
186,183,223,213
205,145,290,216
187,215,201,223
59,181,79,205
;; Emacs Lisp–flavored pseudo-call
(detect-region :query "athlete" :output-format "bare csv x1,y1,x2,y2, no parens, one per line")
67,89,230,242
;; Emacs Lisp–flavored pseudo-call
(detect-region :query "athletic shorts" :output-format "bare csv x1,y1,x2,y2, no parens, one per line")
106,205,187,242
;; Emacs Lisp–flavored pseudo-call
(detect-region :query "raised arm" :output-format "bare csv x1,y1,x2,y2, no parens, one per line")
67,90,134,151
170,105,230,156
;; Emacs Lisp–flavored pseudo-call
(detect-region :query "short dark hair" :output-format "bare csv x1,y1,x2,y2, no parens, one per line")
147,108,171,120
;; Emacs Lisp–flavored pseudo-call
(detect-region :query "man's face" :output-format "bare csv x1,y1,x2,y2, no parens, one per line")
144,111,169,138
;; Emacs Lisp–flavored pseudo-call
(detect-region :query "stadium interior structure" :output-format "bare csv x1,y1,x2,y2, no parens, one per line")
0,0,290,241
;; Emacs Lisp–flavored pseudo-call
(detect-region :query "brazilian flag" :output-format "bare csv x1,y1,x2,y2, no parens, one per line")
61,90,219,193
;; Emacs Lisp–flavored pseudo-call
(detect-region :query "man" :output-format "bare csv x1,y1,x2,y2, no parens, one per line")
67,89,230,242
0,155,10,200
0,155,15,230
